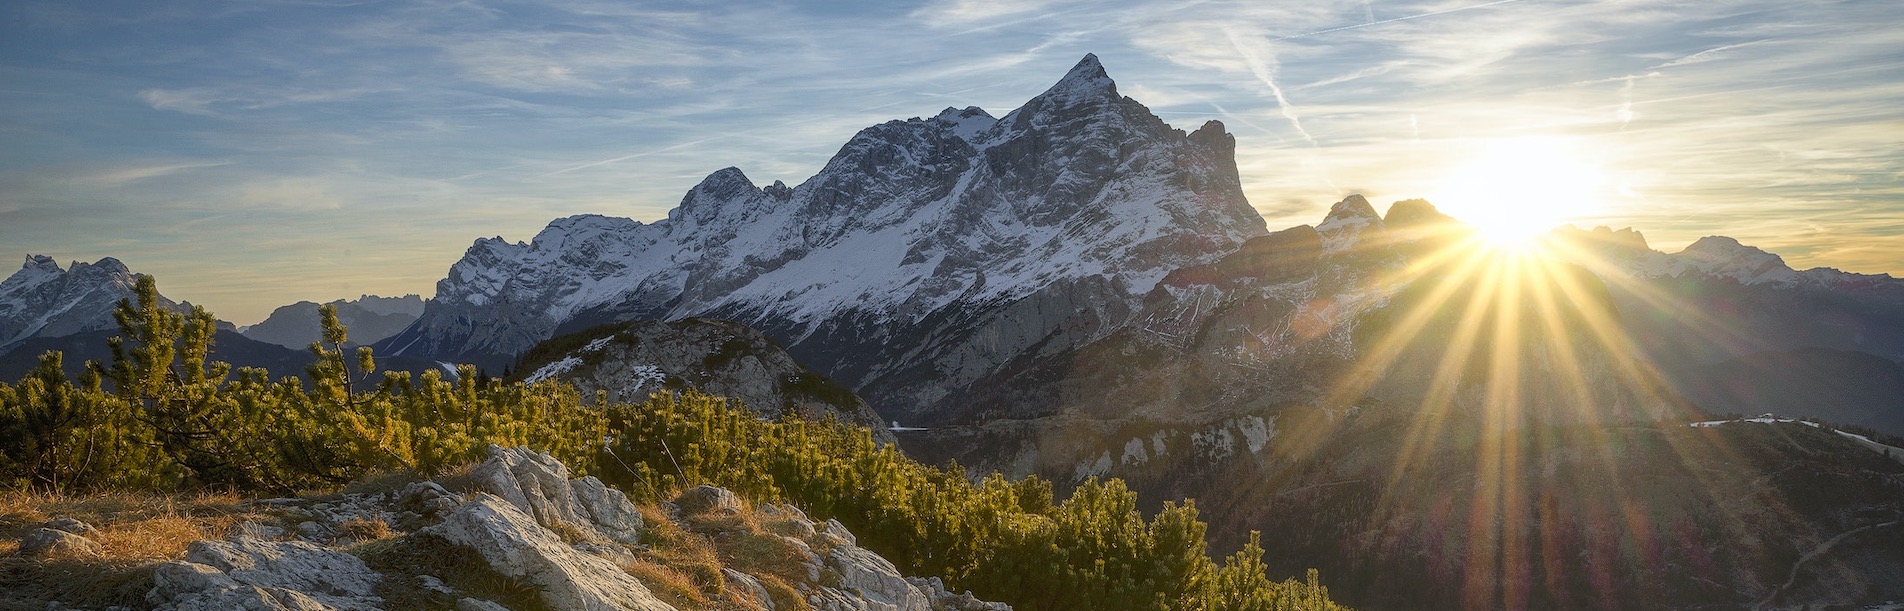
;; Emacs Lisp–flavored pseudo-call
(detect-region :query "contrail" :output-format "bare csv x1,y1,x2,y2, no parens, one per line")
1272,0,1528,41
541,135,731,177
1223,27,1317,146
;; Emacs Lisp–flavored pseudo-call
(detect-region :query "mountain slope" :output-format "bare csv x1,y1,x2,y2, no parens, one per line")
242,294,426,349
0,255,153,352
509,318,893,441
377,54,1266,422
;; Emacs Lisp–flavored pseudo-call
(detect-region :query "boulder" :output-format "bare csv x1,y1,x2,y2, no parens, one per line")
422,493,676,611
825,544,930,611
723,568,776,610
147,536,382,611
676,484,744,516
469,446,644,545
17,527,99,558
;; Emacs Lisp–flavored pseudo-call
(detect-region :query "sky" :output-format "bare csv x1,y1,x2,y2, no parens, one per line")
1,0,1900,325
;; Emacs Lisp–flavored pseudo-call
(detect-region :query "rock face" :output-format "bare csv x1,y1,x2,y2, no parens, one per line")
129,446,1008,611
467,446,645,545
377,54,1266,423
422,494,674,611
512,318,892,438
242,294,426,349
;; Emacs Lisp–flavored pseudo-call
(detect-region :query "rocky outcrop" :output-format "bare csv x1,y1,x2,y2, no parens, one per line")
421,494,673,611
124,446,1007,611
467,446,644,545
148,537,383,611
512,318,892,439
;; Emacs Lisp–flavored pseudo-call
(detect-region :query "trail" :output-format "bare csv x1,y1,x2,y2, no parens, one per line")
1755,520,1902,609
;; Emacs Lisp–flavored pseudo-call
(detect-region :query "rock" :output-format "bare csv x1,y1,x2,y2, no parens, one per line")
821,519,857,546
422,493,676,611
457,598,513,611
295,521,327,541
419,574,457,596
571,475,645,544
147,537,382,611
44,516,97,536
399,480,459,518
825,544,930,611
908,577,1013,611
723,568,776,610
470,446,645,545
676,485,743,516
17,527,99,558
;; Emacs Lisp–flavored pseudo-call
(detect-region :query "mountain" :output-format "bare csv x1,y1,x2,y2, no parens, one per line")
377,54,1266,425
899,197,1904,608
242,294,426,349
508,318,893,441
0,255,155,353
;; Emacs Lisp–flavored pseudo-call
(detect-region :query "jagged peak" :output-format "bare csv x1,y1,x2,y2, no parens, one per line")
1033,53,1118,104
1188,120,1233,150
1324,194,1381,223
20,254,61,273
69,257,129,276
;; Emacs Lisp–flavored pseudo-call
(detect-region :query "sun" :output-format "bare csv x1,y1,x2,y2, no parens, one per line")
1431,136,1607,249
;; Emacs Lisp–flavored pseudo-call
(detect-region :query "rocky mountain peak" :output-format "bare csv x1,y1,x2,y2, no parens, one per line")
1039,53,1117,103
20,254,60,274
1316,194,1386,254
1382,199,1452,228
1677,235,1794,283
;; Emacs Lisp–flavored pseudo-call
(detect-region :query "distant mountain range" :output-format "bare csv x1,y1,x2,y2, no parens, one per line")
241,294,426,349
4,54,1901,608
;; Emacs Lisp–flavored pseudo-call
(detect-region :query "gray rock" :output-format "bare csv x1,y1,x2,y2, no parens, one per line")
821,519,856,546
676,485,743,516
908,577,1013,611
824,544,930,611
147,537,382,611
17,527,99,558
456,598,513,611
44,516,96,536
723,568,775,610
470,446,645,545
422,493,675,611
295,521,327,541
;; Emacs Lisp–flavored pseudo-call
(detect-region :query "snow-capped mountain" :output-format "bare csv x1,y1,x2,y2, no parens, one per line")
242,294,426,349
379,54,1266,419
0,255,156,352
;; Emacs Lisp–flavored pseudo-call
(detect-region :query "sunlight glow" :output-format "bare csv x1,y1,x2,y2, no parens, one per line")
1432,137,1608,248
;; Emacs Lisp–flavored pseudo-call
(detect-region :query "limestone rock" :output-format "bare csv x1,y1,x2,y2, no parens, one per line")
17,527,99,558
677,484,744,515
825,544,930,611
148,537,382,611
422,493,675,611
723,568,775,610
469,446,645,545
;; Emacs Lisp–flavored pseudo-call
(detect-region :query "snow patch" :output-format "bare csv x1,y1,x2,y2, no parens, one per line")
525,356,583,384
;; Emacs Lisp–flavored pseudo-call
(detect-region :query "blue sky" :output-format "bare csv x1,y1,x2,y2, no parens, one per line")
2,0,1900,324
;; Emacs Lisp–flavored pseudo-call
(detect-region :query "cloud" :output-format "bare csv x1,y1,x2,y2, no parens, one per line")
82,160,233,186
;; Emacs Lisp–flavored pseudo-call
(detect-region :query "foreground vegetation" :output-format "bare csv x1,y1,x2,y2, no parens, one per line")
0,277,1343,610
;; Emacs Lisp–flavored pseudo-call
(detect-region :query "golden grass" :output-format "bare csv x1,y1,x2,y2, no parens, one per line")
0,489,260,562
335,515,391,542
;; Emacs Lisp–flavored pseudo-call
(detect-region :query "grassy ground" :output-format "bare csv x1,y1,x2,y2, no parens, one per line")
0,489,271,610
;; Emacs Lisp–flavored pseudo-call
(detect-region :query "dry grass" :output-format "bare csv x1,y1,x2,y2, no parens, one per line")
622,558,713,608
0,489,273,610
335,516,391,542
0,489,260,561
